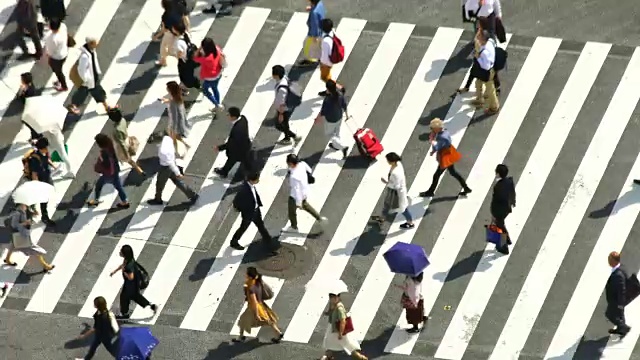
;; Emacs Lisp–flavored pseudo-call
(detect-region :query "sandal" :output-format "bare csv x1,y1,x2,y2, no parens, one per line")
4,260,17,266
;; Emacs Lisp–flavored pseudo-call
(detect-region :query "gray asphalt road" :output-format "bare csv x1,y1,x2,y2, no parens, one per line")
1,0,640,359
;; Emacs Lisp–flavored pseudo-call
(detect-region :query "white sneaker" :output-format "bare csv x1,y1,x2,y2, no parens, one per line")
281,226,299,234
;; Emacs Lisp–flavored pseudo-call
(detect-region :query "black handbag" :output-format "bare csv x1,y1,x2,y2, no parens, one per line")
307,171,315,184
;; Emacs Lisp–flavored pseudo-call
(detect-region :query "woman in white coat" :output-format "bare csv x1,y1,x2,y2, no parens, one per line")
371,152,414,229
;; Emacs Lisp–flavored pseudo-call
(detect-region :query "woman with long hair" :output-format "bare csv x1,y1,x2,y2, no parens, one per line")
87,134,129,208
161,81,192,150
109,245,157,319
233,267,284,343
76,296,119,359
193,37,225,116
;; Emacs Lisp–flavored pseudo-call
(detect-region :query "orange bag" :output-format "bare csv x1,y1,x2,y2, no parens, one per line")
439,145,462,169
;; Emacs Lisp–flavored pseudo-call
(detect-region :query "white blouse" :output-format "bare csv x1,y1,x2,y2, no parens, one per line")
387,162,409,212
464,0,503,19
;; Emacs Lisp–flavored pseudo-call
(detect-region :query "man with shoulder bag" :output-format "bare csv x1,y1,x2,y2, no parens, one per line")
471,30,500,115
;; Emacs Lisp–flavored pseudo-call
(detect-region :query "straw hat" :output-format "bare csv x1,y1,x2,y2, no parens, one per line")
429,118,444,129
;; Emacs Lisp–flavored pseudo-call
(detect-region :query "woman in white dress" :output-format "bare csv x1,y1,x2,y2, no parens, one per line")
321,293,367,360
371,152,414,229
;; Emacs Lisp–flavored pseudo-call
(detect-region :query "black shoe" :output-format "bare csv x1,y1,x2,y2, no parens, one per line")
419,190,434,197
202,5,216,14
43,218,56,227
400,223,415,230
150,304,158,314
214,168,228,178
318,90,328,96
271,333,284,343
230,241,245,250
634,179,640,185
115,313,130,320
217,6,233,15
189,194,199,204
459,188,472,196
406,327,420,333
147,199,164,206
341,147,348,159
496,246,509,255
507,238,512,245
1,284,7,297
231,336,246,343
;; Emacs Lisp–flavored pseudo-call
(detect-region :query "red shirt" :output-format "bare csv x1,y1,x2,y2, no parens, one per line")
193,47,222,80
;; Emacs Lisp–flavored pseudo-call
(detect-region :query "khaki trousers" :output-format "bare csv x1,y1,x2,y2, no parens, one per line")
475,69,500,110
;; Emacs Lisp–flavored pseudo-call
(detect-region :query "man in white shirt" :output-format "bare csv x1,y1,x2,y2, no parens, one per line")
472,30,500,114
464,0,502,33
147,135,198,205
318,18,344,96
43,18,68,91
282,154,327,233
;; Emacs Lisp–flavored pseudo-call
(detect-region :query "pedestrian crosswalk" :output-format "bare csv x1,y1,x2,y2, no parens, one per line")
2,0,640,359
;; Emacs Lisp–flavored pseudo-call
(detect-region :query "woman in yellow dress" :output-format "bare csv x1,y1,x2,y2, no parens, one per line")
232,267,284,343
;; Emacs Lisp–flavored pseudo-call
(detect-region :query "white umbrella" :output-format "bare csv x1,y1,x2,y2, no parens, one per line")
22,96,66,133
306,278,349,295
12,181,55,206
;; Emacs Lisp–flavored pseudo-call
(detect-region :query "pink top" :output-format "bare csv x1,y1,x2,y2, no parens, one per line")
193,46,222,80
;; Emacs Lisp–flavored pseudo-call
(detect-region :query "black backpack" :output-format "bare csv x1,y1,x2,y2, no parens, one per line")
494,47,508,71
277,82,302,112
183,33,198,60
136,262,150,290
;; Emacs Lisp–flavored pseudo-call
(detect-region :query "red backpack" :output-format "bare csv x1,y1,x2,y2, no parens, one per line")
326,34,345,63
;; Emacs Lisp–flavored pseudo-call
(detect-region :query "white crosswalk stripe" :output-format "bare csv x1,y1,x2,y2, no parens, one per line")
2,2,640,359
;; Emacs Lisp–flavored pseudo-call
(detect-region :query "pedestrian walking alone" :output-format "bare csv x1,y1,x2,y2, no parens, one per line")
146,135,199,206
371,152,414,229
87,134,130,209
315,79,349,158
4,203,54,272
161,81,192,150
299,0,325,66
109,107,144,176
317,18,345,95
490,164,515,255
395,273,427,333
230,172,275,251
42,18,69,92
18,72,41,143
67,37,112,114
605,252,632,338
12,0,43,59
419,118,471,198
321,293,368,360
213,106,253,179
110,245,158,320
282,154,327,234
232,267,284,343
193,37,225,116
153,0,183,66
26,137,57,226
76,296,119,359
272,65,302,146
40,0,66,22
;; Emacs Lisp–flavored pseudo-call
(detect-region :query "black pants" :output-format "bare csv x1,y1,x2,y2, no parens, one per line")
605,304,630,334
275,111,297,140
39,177,53,221
22,121,41,140
7,25,42,56
219,152,253,177
48,57,68,89
492,212,510,250
231,208,271,244
84,334,117,359
120,287,151,315
427,164,469,193
155,166,196,201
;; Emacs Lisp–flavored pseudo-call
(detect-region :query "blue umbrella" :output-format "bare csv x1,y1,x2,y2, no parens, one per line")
118,327,158,360
383,242,430,276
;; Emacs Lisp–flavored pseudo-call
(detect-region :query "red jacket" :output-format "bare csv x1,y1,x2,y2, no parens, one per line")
193,47,222,80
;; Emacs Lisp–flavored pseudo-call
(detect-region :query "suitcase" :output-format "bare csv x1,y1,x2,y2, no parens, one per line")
345,116,384,160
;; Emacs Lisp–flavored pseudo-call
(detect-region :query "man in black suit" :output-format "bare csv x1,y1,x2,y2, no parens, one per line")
491,164,515,255
230,172,275,251
214,106,253,180
606,251,631,338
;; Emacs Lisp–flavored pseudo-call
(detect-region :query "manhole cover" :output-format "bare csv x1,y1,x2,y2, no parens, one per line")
253,243,311,279
258,246,296,271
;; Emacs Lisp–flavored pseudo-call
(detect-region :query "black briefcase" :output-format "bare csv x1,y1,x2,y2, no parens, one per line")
625,273,640,306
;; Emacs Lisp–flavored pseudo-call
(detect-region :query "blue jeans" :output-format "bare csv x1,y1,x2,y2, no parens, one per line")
401,208,413,222
202,78,221,106
95,175,127,202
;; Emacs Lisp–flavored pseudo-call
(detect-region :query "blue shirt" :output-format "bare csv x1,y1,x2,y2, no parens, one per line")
431,130,452,153
307,1,325,37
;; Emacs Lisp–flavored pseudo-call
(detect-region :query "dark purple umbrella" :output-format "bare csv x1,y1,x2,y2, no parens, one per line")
383,242,429,276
